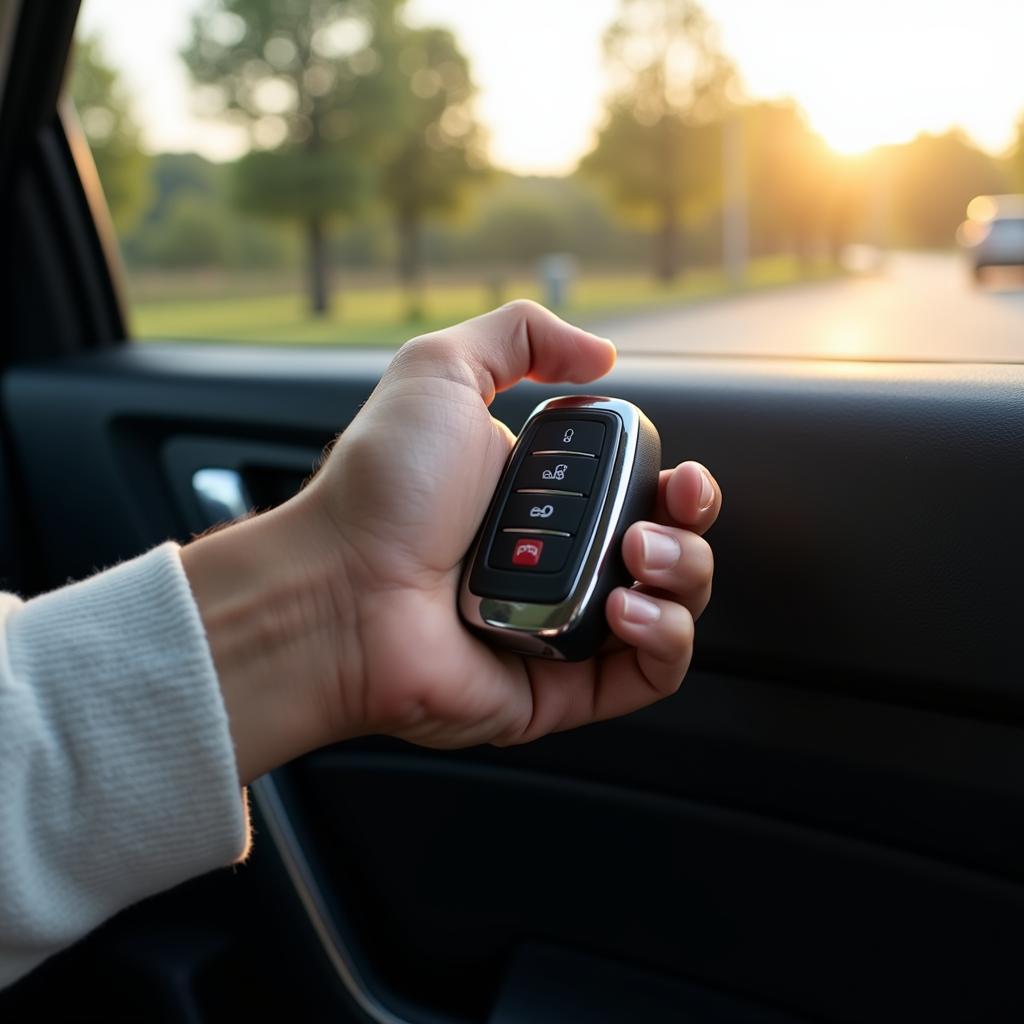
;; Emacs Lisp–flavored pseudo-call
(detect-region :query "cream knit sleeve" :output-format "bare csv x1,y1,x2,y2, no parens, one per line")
0,542,250,989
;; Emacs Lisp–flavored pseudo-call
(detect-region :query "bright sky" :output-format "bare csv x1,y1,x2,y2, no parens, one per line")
79,0,1024,174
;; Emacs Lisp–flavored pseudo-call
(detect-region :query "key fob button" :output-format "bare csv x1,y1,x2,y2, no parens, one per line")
500,493,587,534
461,396,661,661
531,420,605,457
514,454,599,494
490,533,573,572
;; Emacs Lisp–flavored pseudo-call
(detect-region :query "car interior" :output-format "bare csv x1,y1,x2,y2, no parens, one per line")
2,2,1024,1022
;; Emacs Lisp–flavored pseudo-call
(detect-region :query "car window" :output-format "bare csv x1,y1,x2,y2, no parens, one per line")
71,0,1024,360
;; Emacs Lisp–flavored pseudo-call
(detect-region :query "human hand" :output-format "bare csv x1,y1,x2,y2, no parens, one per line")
305,300,721,746
183,301,721,782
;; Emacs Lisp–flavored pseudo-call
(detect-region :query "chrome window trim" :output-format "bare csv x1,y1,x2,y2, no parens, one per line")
58,95,130,330
251,774,419,1024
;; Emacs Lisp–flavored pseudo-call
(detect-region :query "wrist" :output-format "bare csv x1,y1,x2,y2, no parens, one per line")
180,495,362,784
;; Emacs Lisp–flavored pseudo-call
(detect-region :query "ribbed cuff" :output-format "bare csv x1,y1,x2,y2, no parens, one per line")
1,543,249,975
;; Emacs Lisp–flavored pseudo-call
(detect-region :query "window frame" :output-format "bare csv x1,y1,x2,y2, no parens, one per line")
0,0,126,366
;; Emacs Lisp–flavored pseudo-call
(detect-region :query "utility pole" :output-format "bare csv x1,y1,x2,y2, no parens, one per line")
722,112,749,288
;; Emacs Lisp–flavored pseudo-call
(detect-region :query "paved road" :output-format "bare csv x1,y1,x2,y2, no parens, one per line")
598,252,1024,362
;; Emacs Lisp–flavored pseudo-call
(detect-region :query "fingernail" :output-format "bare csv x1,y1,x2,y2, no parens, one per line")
698,469,715,512
621,591,661,624
641,527,680,569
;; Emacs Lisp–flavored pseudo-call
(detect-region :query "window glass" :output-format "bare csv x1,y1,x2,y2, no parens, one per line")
73,0,1024,359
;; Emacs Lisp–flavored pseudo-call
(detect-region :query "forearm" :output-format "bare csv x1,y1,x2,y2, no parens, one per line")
180,495,361,784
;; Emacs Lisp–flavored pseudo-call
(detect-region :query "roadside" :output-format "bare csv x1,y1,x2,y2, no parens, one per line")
599,250,1024,362
128,256,840,346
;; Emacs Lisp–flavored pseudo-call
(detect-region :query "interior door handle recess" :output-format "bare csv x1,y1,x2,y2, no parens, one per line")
161,436,322,535
192,468,250,525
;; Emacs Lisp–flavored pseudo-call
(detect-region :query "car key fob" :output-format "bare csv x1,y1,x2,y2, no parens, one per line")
459,395,661,661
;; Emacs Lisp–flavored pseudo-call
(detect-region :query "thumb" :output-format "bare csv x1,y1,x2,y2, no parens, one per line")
393,299,617,405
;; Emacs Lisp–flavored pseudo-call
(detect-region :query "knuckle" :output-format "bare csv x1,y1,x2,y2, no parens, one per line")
683,607,696,644
687,536,715,581
650,655,687,696
388,332,483,393
670,603,696,649
491,716,532,748
659,671,686,696
503,297,537,313
397,331,453,364
623,521,646,555
500,297,545,318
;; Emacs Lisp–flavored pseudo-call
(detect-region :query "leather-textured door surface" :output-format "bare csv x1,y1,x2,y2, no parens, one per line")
3,344,1023,1022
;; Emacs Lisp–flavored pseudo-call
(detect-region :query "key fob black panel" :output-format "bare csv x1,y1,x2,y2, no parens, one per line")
460,396,661,661
469,410,620,605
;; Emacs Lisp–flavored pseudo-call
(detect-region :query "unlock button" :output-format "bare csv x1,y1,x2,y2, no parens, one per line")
514,454,599,494
500,492,587,534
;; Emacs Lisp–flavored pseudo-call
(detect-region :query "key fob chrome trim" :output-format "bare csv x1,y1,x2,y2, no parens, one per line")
459,395,661,661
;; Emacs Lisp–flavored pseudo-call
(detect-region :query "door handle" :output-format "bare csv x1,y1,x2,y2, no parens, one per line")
192,468,250,526
162,436,322,534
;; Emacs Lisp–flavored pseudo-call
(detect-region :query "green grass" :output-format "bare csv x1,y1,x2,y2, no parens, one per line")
128,256,838,347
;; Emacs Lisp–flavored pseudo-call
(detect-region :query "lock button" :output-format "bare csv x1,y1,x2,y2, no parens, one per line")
531,420,605,457
514,454,599,494
500,492,587,534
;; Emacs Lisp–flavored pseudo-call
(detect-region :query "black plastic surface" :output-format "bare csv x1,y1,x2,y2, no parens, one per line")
490,944,805,1024
499,492,586,534
531,419,605,456
5,345,1024,1024
291,746,1024,1024
512,453,599,493
468,410,622,605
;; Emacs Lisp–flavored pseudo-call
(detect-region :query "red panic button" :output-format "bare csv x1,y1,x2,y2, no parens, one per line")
511,538,544,567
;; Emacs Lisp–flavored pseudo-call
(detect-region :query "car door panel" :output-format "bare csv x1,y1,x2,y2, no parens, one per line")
3,345,1024,1022
8,348,1023,703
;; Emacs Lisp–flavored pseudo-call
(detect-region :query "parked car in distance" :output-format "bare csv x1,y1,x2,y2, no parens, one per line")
958,194,1024,282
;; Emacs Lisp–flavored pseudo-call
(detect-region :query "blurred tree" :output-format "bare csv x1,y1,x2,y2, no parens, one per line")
69,36,151,233
473,196,563,264
881,131,1007,248
134,189,294,270
118,151,297,271
582,0,735,281
184,0,403,315
378,25,486,319
143,152,220,227
413,174,644,269
743,101,859,263
1006,115,1024,192
138,193,233,267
